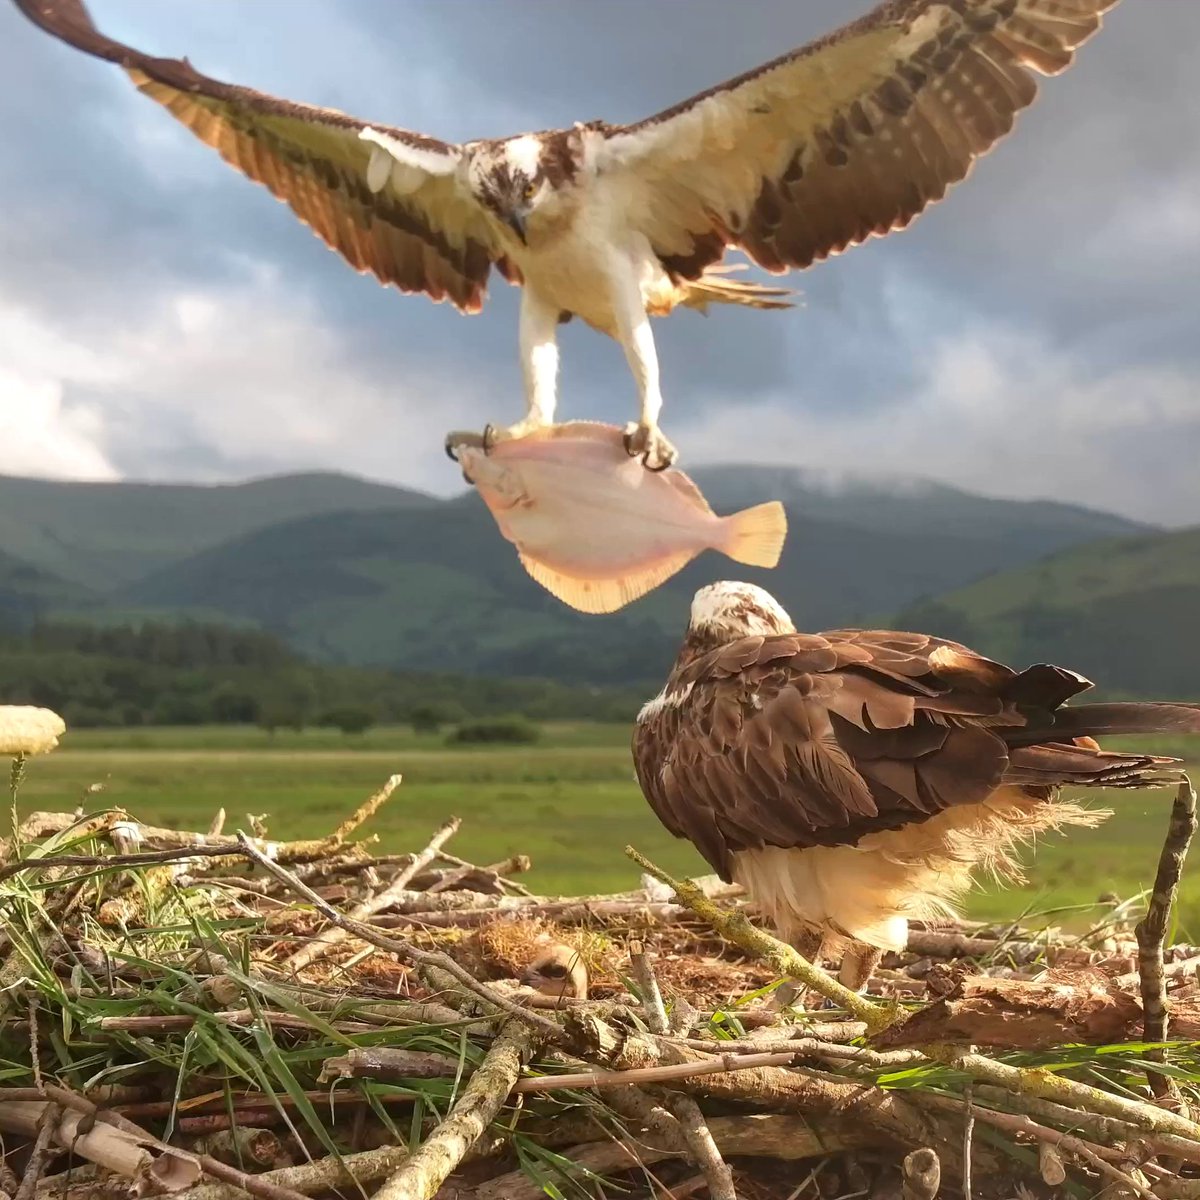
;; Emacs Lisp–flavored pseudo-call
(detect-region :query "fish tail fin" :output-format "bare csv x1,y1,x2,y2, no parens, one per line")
722,501,788,569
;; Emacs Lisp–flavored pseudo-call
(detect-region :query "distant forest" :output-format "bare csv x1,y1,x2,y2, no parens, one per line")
0,621,645,730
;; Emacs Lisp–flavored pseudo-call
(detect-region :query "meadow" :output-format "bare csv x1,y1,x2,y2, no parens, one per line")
15,723,1200,932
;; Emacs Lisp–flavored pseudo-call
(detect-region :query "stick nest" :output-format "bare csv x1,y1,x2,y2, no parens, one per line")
0,775,1197,1200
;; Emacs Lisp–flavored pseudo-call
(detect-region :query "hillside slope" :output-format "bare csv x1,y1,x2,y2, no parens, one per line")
120,471,1153,683
0,549,92,630
892,526,1200,698
0,471,433,589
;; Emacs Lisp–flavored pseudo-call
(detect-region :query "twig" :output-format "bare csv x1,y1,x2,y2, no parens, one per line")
14,1103,59,1200
170,1145,411,1200
927,1048,1200,1142
282,816,460,973
319,1047,461,1084
962,1085,974,1200
629,939,669,1036
235,834,568,1045
513,1050,805,1093
0,844,257,885
625,846,889,1030
917,1092,1156,1198
330,774,400,842
901,1148,940,1200
965,1084,1200,1165
664,1095,736,1200
373,1021,536,1200
0,1101,200,1193
1134,777,1196,1099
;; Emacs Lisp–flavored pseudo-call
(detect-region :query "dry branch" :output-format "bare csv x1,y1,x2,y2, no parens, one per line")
236,834,567,1045
626,845,889,1030
282,815,460,973
1135,778,1197,1098
664,1094,736,1200
372,1021,535,1200
0,1101,200,1192
873,971,1200,1050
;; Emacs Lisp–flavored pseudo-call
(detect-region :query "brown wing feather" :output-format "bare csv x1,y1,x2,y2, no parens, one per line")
14,0,499,312
601,0,1118,279
634,624,1191,882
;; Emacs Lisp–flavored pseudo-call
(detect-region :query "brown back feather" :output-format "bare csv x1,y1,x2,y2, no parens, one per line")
633,628,1192,881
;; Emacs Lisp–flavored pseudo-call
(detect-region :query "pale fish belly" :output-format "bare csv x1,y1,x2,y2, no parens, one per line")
504,458,713,578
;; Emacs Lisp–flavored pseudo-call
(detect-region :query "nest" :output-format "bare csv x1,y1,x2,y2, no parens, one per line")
0,771,1198,1200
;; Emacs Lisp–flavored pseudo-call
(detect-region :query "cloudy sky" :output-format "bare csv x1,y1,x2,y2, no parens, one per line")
1,1,1197,524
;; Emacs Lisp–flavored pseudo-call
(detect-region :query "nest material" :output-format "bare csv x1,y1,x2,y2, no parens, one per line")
0,777,1196,1200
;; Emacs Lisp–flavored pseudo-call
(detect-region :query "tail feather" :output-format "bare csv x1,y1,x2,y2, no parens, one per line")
1009,702,1200,746
721,501,787,569
681,266,794,313
1006,743,1183,790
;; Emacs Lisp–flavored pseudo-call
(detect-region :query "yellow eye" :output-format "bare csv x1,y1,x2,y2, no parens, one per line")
523,182,537,201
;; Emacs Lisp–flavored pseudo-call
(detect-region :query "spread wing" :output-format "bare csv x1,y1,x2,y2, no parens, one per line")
632,629,1146,881
15,0,502,311
599,0,1118,278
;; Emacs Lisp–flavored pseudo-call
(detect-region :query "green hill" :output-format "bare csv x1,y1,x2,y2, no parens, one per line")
892,526,1200,698
117,470,1151,684
0,465,1166,687
0,549,92,629
0,470,433,589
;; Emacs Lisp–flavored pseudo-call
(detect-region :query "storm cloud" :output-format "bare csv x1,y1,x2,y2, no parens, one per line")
0,0,1196,522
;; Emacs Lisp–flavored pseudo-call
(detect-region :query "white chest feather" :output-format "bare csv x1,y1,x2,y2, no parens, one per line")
513,190,670,333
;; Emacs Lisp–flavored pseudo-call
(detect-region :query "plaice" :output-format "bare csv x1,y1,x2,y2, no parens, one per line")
452,422,787,614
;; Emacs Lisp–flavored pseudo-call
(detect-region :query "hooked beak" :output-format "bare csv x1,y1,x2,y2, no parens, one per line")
505,209,528,245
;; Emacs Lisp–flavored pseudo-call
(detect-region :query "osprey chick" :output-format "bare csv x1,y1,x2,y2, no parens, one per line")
16,0,1118,469
634,582,1200,990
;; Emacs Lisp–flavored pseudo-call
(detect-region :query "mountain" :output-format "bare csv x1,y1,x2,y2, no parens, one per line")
115,468,1151,684
0,465,1165,686
892,526,1200,698
0,470,433,590
692,465,1145,550
0,549,92,631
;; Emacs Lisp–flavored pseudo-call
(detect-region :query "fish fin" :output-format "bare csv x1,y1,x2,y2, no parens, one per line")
722,501,788,569
661,468,716,517
517,551,693,614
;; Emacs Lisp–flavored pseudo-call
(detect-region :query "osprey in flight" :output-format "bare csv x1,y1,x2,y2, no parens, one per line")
17,0,1118,468
634,582,1200,990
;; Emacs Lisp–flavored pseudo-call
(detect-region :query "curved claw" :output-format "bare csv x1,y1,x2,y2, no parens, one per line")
643,453,672,473
482,424,497,454
445,438,461,463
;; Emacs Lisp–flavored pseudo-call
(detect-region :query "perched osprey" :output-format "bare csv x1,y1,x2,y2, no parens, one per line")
634,582,1200,990
17,0,1118,469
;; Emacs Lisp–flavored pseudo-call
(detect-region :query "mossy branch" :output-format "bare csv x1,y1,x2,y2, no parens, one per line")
625,845,890,1031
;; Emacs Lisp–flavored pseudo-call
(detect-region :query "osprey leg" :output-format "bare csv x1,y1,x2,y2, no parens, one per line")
611,269,677,470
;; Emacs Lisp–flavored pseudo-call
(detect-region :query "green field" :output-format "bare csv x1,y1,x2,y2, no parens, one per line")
15,724,1200,932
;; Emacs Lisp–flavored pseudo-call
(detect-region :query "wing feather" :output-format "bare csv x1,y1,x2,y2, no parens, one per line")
600,0,1118,279
14,0,501,312
632,620,1183,881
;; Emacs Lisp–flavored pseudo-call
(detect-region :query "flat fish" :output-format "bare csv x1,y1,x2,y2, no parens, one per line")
453,422,787,614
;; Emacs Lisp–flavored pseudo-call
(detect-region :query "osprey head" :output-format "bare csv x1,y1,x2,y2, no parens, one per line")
465,132,579,245
683,581,796,657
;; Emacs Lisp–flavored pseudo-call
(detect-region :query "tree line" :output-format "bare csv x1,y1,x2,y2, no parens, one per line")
0,620,644,731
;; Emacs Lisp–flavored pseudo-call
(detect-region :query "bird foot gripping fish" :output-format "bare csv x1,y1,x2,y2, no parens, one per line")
451,423,787,614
